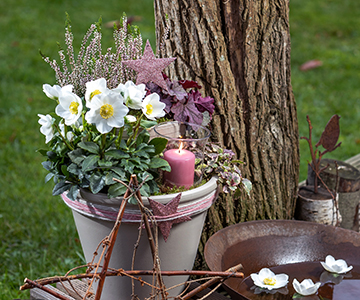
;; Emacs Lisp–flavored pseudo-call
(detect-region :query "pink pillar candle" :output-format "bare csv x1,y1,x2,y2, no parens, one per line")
163,148,195,188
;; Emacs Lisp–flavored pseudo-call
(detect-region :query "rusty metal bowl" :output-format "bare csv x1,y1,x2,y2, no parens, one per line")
204,220,360,299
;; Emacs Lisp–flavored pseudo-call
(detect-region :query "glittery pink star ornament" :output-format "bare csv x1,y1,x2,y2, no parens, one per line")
148,193,191,242
122,40,176,91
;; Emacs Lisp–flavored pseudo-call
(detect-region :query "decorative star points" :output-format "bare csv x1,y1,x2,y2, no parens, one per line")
148,193,191,242
122,40,176,91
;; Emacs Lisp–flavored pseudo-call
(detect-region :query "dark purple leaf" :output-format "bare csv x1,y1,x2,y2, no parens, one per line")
171,97,203,125
179,80,202,90
167,80,187,100
159,95,173,114
315,114,341,151
189,90,215,115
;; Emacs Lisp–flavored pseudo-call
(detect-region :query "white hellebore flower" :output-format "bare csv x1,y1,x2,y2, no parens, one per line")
85,91,129,134
38,114,55,143
250,268,289,290
85,78,109,107
320,255,353,274
292,278,321,296
125,115,137,123
113,81,146,110
43,84,73,100
59,122,74,142
141,93,165,120
55,92,83,126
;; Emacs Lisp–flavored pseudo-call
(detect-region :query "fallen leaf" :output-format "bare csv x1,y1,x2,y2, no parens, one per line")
299,60,323,71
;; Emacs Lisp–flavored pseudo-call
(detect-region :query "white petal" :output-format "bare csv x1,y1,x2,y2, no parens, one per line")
43,84,61,100
96,119,113,134
293,278,320,296
273,274,289,289
325,255,336,265
258,268,275,279
85,78,108,104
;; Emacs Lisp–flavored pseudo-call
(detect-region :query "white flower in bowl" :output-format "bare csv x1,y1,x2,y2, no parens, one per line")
250,268,289,290
292,278,321,296
320,255,353,274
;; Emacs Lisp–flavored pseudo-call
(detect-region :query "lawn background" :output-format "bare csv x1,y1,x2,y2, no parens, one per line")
1,0,359,298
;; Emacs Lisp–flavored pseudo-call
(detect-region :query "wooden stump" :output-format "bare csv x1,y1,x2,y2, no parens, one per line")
295,186,340,226
307,159,360,231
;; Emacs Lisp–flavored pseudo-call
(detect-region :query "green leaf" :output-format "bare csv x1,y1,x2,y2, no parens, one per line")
149,137,168,155
108,183,127,198
242,178,252,197
67,163,81,177
98,159,113,167
139,183,151,197
82,154,100,172
135,129,150,146
111,167,126,178
105,149,130,159
45,172,54,183
42,161,53,171
37,149,48,156
138,171,154,183
89,172,106,194
78,141,100,154
129,157,142,166
140,119,157,129
149,157,171,171
121,160,134,174
127,195,138,205
68,148,85,165
52,181,72,196
105,172,124,185
67,185,80,201
61,164,70,177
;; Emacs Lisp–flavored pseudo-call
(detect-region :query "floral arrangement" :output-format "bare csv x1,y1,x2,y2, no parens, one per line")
250,255,353,297
38,15,251,202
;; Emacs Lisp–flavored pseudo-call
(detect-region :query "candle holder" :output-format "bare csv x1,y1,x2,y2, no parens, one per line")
152,121,211,188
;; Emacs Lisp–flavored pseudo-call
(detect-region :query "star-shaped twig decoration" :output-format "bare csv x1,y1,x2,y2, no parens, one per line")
122,40,176,91
148,193,191,242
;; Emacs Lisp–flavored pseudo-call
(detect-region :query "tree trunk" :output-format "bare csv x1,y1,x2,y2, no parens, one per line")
154,0,299,269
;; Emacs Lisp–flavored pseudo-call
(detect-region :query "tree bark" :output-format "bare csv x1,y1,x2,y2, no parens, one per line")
154,0,299,269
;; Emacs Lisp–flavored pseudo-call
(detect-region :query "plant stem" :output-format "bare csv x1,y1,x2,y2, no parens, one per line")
127,113,144,146
116,126,124,148
54,123,74,151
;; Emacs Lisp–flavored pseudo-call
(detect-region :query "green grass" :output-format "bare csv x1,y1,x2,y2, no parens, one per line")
1,0,360,298
290,0,360,180
0,1,155,299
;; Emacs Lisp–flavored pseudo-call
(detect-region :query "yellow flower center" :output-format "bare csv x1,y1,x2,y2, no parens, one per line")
145,103,153,115
263,277,276,286
69,101,80,115
90,89,101,100
100,104,114,119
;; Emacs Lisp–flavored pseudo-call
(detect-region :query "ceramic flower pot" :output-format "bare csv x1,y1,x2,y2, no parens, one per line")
61,177,218,300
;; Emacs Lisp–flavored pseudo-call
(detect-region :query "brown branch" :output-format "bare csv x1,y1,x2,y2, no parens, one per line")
23,278,71,300
20,269,244,291
180,263,243,300
132,175,167,300
94,175,135,300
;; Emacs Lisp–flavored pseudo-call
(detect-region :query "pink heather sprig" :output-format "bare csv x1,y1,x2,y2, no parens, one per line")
65,26,75,70
76,24,96,63
41,15,143,98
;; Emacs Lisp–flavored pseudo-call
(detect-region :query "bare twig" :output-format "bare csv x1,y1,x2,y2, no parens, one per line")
94,175,136,300
23,278,70,300
180,263,243,300
20,269,244,291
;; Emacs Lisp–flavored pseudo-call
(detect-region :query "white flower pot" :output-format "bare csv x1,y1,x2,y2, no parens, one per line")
62,177,218,300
